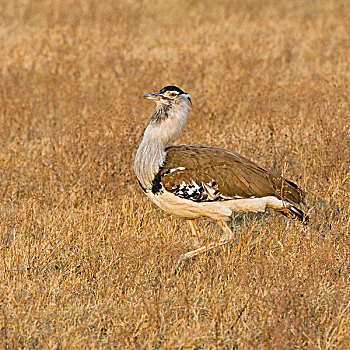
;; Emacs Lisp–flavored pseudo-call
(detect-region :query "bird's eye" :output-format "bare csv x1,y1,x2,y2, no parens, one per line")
169,92,177,97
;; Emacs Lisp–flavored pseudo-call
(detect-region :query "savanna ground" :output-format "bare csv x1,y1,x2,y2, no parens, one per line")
0,0,349,348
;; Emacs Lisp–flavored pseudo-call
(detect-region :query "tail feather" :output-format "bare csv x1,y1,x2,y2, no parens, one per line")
278,204,309,225
271,176,306,205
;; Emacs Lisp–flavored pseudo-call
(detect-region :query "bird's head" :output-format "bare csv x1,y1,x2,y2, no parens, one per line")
143,85,192,109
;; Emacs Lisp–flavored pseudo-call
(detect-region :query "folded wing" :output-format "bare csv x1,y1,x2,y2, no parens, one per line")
157,145,305,205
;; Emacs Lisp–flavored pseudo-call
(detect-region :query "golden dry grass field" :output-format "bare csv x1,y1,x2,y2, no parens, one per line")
0,0,350,348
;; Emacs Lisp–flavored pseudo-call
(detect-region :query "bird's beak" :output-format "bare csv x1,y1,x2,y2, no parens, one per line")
143,92,160,100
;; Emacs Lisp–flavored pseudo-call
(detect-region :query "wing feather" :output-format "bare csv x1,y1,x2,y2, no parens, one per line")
159,145,305,204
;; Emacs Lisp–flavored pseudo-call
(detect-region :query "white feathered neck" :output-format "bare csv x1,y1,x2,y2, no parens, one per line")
134,100,190,190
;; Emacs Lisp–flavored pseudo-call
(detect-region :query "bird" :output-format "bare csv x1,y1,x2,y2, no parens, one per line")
134,85,308,266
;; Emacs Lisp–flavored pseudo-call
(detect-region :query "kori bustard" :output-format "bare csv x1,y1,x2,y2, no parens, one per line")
134,86,308,265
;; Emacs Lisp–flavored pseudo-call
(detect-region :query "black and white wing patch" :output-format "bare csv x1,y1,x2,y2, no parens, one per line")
152,166,236,202
170,178,232,202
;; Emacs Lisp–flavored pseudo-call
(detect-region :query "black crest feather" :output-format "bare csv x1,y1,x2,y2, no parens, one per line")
160,86,185,94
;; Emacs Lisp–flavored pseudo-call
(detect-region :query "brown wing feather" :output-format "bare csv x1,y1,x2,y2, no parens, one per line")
160,145,305,204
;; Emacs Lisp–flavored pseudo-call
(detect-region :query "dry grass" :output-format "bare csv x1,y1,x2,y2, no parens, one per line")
0,0,349,348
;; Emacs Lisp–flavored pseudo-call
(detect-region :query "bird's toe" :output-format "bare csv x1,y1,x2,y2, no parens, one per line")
173,254,189,274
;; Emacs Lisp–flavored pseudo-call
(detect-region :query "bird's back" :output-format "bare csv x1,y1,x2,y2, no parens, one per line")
157,145,305,205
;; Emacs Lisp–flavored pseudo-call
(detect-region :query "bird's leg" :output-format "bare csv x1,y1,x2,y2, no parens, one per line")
188,220,201,248
176,221,235,267
218,220,235,237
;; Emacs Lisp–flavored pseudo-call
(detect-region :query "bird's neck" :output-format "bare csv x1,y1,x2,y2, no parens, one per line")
134,104,189,190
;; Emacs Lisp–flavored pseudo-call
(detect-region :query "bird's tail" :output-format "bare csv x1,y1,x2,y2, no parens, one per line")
278,204,309,224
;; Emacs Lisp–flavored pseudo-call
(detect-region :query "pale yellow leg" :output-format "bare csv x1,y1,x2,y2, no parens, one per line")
188,220,201,248
176,221,235,268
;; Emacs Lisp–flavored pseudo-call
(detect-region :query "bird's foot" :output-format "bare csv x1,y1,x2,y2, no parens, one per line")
192,236,201,249
173,254,189,274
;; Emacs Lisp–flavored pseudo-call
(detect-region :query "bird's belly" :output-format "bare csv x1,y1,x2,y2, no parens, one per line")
145,190,287,220
145,190,232,220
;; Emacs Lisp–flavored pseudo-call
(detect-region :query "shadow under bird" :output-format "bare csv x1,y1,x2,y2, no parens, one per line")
134,85,308,266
